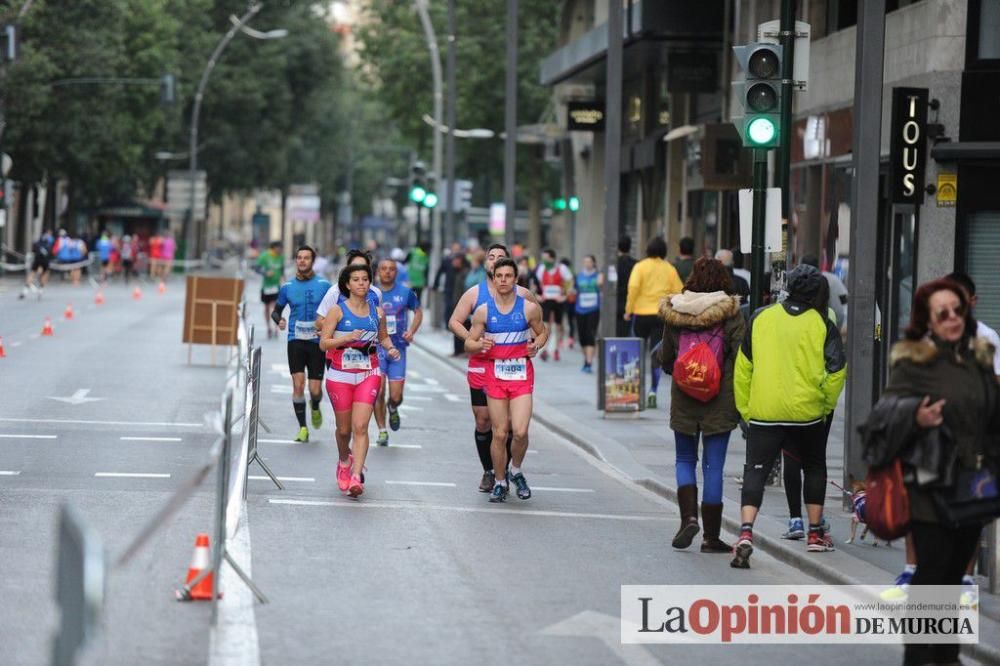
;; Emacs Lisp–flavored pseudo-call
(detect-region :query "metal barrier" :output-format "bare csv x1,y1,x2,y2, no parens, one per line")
52,505,105,666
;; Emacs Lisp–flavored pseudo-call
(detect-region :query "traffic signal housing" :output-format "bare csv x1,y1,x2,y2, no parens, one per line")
732,43,783,149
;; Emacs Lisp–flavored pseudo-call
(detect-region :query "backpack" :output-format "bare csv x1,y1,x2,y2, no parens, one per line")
672,324,724,402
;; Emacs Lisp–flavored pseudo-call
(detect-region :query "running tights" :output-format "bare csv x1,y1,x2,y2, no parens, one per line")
741,422,827,509
674,431,731,504
782,413,834,519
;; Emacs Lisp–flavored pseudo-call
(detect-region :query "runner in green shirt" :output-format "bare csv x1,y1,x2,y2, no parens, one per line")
257,241,285,338
408,242,429,304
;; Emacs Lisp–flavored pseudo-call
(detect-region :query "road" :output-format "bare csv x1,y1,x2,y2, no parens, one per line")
0,274,914,664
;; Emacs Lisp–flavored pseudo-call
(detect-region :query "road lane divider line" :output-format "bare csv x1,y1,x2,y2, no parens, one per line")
95,472,172,479
384,480,456,487
406,395,432,401
120,436,184,442
0,417,203,427
0,470,22,475
423,378,440,385
383,444,422,449
267,498,667,522
11,341,23,348
444,393,461,402
0,434,58,439
249,475,314,483
531,487,595,493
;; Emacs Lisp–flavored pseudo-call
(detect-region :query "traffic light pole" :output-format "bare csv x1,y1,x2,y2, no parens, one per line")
776,0,795,263
750,149,769,314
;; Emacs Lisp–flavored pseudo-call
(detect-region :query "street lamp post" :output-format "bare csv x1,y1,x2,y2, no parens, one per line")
184,4,287,263
414,0,443,286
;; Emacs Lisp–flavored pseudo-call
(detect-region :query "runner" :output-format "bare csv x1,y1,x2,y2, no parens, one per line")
96,232,113,283
315,249,382,327
272,246,332,443
464,258,548,502
256,241,284,339
373,257,423,445
319,263,400,497
535,248,573,361
574,254,603,373
20,231,53,300
448,243,540,492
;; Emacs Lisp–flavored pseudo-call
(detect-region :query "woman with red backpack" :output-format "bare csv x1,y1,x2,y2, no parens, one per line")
658,258,745,553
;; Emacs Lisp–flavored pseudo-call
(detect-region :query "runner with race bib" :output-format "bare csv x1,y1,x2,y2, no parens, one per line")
320,263,400,498
465,258,548,503
574,254,604,373
534,248,573,361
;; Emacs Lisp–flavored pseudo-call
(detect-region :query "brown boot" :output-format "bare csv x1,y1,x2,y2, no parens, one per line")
671,485,700,549
700,503,730,553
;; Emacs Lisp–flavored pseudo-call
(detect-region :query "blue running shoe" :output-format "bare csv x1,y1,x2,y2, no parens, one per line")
781,517,805,540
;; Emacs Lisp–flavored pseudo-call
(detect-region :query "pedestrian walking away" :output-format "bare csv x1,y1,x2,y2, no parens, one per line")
859,276,1000,666
574,254,603,373
20,231,53,299
535,248,573,361
372,257,423,445
273,246,332,443
624,236,684,408
449,243,540,492
674,237,696,284
560,257,577,350
257,241,285,339
731,264,846,568
407,241,430,305
658,257,746,553
320,263,401,498
464,258,549,503
614,236,637,337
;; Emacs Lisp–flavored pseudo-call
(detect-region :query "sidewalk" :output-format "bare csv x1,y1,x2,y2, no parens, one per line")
414,327,1000,662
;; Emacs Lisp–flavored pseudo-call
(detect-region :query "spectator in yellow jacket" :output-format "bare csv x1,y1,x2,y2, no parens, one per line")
625,236,684,407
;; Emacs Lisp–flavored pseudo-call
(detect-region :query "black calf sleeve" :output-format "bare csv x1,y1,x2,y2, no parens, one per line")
474,430,493,472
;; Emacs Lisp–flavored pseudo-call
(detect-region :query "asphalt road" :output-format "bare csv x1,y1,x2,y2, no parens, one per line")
0,274,931,664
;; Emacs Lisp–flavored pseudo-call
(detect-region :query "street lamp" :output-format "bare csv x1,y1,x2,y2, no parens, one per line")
421,114,495,139
184,4,288,262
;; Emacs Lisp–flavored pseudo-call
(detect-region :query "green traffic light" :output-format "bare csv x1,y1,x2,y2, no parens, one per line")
423,192,438,208
747,117,777,146
409,186,427,203
568,196,580,212
553,198,567,211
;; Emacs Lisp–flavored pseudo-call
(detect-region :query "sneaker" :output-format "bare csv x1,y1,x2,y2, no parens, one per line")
781,518,805,540
540,350,549,361
388,403,401,431
311,408,322,429
511,472,531,500
478,470,494,493
336,460,351,492
880,570,914,601
807,530,835,552
554,349,561,361
377,430,389,446
348,473,364,497
567,337,575,349
646,392,657,409
489,483,508,503
730,530,754,569
294,426,309,443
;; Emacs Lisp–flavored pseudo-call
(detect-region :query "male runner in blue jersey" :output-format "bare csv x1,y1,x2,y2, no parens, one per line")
373,257,423,445
273,246,332,442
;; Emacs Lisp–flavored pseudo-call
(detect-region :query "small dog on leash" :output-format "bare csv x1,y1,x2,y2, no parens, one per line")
844,478,891,547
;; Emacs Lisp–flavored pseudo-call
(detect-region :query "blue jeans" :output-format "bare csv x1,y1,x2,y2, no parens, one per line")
674,431,731,504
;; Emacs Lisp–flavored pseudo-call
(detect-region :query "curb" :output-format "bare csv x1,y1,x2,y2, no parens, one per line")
412,338,1000,664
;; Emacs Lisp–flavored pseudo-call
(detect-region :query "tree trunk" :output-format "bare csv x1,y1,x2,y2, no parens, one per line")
527,145,542,256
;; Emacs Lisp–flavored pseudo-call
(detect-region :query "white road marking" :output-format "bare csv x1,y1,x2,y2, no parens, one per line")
48,388,105,405
0,471,22,476
408,383,446,393
11,341,23,348
408,370,422,379
257,438,299,445
270,385,293,394
95,472,171,479
0,434,57,439
384,480,456,487
210,498,261,666
29,333,40,340
384,444,421,449
527,450,539,455
120,436,183,442
268,498,668,522
0,417,203,427
249,475,314,483
423,377,440,385
541,611,661,666
398,405,423,412
405,395,432,402
531,486,594,493
444,393,461,402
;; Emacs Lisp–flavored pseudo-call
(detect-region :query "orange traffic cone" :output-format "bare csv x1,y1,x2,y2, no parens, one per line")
0,337,6,358
64,303,74,320
41,317,54,337
132,286,142,300
177,533,215,601
94,291,105,305
158,280,166,295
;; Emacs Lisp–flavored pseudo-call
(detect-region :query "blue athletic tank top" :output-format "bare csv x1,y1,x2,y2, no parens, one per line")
484,295,530,360
277,275,332,343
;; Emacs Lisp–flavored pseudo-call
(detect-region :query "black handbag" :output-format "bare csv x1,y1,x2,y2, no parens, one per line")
933,462,1000,525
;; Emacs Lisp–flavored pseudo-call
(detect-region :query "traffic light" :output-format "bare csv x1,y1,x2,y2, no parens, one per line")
423,192,438,209
409,160,428,204
568,196,580,212
552,198,567,211
732,43,783,149
160,74,176,105
409,185,427,204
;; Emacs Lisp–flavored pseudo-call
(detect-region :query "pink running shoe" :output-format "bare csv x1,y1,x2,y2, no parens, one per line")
348,473,364,497
336,460,351,492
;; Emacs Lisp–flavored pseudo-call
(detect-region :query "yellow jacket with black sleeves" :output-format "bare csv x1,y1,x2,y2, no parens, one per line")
734,300,847,424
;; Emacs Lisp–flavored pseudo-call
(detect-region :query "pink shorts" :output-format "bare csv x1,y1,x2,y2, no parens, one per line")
467,355,489,390
485,358,534,400
325,372,381,411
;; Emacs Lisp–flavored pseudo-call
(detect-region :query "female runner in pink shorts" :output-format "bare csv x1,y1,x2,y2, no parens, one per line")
320,263,400,497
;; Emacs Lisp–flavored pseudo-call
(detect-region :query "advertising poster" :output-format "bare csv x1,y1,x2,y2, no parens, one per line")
599,337,643,413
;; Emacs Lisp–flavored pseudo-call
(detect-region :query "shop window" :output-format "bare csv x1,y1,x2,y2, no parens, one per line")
967,0,1000,68
966,212,1000,333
